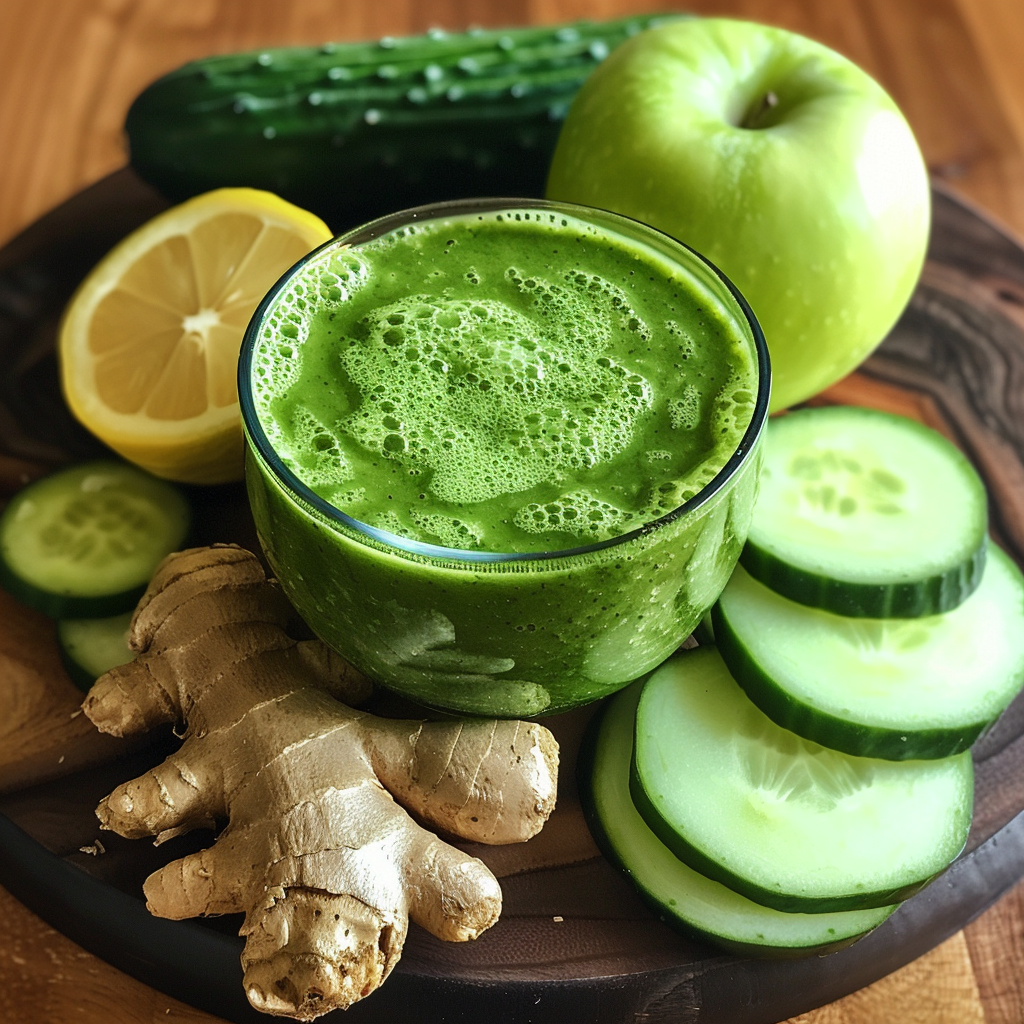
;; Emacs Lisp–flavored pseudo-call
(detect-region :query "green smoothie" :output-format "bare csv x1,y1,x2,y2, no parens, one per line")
242,200,768,717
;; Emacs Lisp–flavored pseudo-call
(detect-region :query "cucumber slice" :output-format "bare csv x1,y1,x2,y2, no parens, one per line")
741,407,987,618
580,681,897,957
57,611,136,692
0,461,190,618
630,647,973,913
713,547,1024,760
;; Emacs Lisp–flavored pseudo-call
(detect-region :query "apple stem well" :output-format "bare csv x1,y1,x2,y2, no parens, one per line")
740,90,779,130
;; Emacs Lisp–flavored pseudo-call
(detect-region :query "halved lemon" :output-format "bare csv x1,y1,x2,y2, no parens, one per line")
59,188,332,484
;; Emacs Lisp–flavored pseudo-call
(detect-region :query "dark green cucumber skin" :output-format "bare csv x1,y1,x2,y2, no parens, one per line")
0,563,147,620
709,601,992,761
739,535,987,619
125,14,681,230
577,688,888,956
627,750,966,915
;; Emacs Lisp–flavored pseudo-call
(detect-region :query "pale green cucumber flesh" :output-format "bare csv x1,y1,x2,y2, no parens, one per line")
57,611,136,692
580,681,897,956
630,648,973,913
742,407,988,618
0,461,190,618
713,547,1024,760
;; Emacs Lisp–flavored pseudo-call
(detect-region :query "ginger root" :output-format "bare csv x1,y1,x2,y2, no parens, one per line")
82,544,558,1020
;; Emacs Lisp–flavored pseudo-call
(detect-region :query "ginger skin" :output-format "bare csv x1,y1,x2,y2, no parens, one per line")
83,545,559,1020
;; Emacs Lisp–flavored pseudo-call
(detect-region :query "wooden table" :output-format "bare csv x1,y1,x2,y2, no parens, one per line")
2,1,1024,1022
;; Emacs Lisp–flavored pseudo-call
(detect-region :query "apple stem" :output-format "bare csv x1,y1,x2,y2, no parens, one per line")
742,91,779,130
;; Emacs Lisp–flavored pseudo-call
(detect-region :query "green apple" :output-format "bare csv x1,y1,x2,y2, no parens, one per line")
546,18,930,412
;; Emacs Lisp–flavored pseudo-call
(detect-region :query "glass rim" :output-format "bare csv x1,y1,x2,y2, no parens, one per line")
238,196,771,565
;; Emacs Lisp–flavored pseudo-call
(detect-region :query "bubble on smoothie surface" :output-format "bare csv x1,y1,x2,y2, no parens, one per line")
514,490,649,542
711,376,757,443
665,319,696,360
409,512,484,549
669,384,702,430
654,376,758,506
333,268,654,510
276,405,349,491
253,252,369,444
249,211,759,551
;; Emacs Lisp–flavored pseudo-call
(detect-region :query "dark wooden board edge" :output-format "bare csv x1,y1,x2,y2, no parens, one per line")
4,805,1024,1024
4,170,1024,1023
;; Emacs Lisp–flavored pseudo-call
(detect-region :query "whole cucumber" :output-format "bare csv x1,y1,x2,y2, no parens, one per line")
125,14,681,230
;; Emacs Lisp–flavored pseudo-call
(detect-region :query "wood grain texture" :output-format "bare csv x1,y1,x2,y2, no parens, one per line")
785,935,988,1024
1,0,1024,246
964,881,1024,1024
0,586,137,795
3,1,1024,1023
0,883,216,1024
1,872,1010,1024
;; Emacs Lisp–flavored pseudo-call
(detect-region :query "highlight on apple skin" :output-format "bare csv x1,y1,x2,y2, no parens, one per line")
546,17,931,413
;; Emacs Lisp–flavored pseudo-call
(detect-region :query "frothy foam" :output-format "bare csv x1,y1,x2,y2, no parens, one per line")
334,269,654,506
251,210,758,552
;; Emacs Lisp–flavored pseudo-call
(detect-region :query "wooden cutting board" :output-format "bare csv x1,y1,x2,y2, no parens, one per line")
2,171,1024,1024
